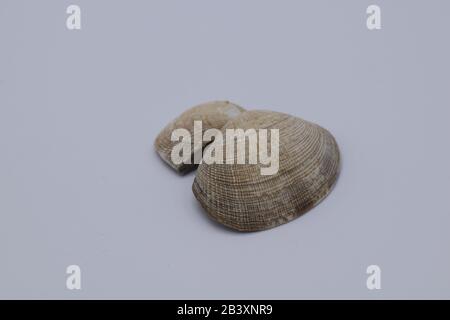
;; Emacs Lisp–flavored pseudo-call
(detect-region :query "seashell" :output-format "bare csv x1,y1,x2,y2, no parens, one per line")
154,101,246,174
192,110,340,232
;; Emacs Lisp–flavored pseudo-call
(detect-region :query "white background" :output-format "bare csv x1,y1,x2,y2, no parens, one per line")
1,0,449,298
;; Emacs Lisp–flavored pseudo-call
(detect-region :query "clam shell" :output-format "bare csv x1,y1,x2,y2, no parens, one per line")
192,110,340,232
154,101,245,174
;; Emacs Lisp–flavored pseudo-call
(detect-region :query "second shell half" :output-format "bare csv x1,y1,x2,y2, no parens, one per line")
154,101,245,174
